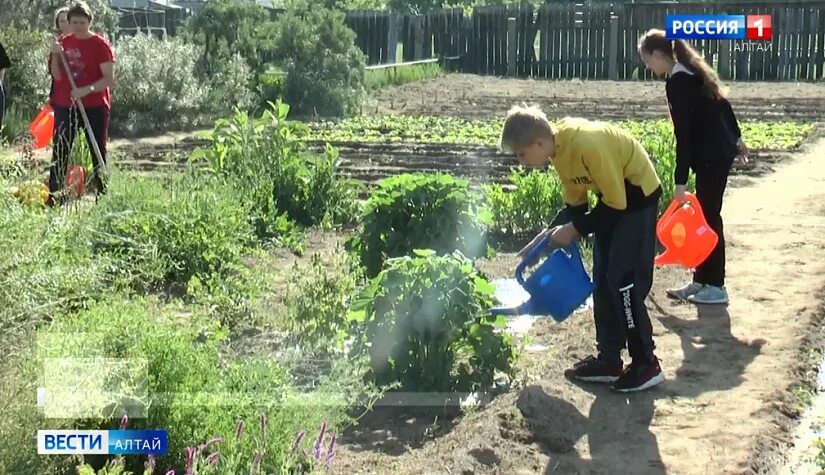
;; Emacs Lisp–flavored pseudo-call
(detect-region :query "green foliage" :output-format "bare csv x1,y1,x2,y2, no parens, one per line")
33,297,351,473
364,62,442,89
286,249,365,350
182,0,278,75
0,0,118,35
483,168,564,235
90,173,257,301
0,29,50,117
190,101,362,236
351,173,490,278
274,0,366,116
350,250,516,392
110,34,254,136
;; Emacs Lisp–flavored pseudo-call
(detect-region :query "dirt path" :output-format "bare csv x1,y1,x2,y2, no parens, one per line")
332,137,825,475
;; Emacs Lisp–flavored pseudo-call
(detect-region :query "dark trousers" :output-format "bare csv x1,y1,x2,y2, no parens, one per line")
0,82,5,133
693,161,731,287
592,202,658,363
48,105,109,202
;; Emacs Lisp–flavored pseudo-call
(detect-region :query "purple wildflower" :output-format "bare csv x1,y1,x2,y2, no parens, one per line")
325,433,337,468
290,430,305,454
165,471,175,475
199,436,224,453
119,414,129,429
313,422,327,460
145,454,156,472
260,413,268,442
235,419,245,440
251,452,262,475
184,447,196,475
206,451,220,467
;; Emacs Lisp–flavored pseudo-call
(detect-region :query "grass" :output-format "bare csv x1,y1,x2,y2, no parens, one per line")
365,62,442,89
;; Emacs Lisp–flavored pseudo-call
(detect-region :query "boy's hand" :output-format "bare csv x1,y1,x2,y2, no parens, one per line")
517,227,555,260
736,138,749,165
549,223,580,249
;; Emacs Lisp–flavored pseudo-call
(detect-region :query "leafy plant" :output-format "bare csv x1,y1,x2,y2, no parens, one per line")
286,248,365,350
350,172,490,278
483,167,564,235
90,172,256,298
350,250,516,393
190,101,362,237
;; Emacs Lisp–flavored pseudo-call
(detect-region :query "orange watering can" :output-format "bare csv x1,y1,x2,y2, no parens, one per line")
29,103,55,149
66,165,88,198
655,192,718,269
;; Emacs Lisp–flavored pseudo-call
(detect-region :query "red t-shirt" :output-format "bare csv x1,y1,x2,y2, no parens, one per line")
52,33,115,109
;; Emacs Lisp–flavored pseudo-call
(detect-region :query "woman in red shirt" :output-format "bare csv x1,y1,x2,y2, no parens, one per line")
48,0,116,206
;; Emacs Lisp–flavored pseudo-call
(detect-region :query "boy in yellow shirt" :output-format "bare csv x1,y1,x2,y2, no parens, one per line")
500,105,664,393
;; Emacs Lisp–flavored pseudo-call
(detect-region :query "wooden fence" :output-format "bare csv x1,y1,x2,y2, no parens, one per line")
344,1,825,81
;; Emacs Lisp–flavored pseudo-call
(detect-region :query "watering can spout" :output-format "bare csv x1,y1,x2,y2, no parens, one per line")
490,301,535,317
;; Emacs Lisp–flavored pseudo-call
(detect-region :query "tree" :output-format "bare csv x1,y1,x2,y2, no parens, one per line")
0,0,118,36
181,0,277,75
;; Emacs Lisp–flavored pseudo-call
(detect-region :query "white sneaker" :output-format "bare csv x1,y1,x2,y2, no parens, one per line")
687,285,729,305
666,282,704,301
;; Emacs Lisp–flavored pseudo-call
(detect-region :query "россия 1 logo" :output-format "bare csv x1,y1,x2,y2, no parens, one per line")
666,14,772,41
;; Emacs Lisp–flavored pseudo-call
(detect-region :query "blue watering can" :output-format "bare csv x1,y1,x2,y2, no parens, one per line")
491,237,595,322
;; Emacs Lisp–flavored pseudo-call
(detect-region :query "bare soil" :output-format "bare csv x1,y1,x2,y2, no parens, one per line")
368,74,825,122
329,135,825,475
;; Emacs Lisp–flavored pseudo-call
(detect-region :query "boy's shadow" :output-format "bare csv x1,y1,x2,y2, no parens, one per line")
652,297,766,397
514,384,665,475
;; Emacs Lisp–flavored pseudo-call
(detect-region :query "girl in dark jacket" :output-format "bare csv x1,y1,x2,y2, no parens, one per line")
638,29,749,305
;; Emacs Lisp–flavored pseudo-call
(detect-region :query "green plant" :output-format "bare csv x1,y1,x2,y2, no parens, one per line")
274,0,366,116
90,172,257,299
0,0,118,34
350,250,516,393
190,101,362,236
350,173,490,278
110,34,254,136
286,248,365,349
364,62,441,89
0,29,50,123
483,167,565,235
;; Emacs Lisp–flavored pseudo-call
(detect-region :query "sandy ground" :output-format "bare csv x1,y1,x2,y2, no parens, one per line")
330,135,825,474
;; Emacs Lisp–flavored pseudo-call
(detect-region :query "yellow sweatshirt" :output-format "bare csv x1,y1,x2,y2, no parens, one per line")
551,117,662,235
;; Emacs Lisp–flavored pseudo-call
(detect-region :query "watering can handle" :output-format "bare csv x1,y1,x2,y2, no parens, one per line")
515,239,581,285
516,236,550,285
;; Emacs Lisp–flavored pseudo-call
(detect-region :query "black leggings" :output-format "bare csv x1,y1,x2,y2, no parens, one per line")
693,161,732,287
48,105,110,203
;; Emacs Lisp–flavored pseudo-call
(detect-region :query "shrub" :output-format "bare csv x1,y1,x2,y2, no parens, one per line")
0,29,50,118
274,1,366,116
0,0,118,35
110,34,254,136
350,173,490,278
483,167,565,236
182,0,278,76
350,250,517,393
286,248,365,349
90,172,256,299
190,101,362,237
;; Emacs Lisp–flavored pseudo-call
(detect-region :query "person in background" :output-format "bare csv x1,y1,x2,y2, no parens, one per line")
48,0,116,206
638,29,749,305
48,7,72,104
0,40,10,133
